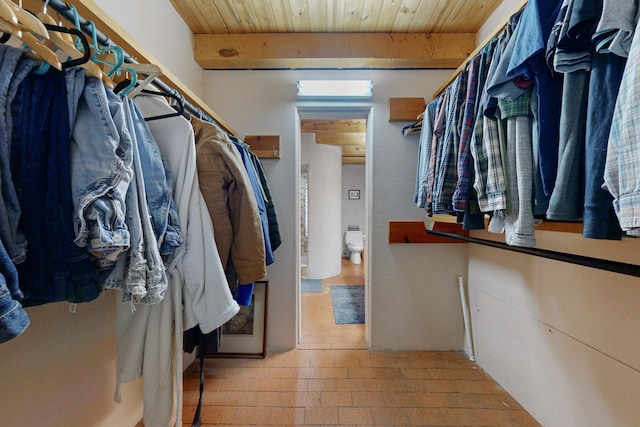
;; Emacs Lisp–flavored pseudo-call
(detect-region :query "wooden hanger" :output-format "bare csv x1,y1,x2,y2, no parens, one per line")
0,0,18,33
3,0,48,39
0,0,62,71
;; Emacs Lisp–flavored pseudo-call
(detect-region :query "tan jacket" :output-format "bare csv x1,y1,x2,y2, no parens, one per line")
192,117,266,283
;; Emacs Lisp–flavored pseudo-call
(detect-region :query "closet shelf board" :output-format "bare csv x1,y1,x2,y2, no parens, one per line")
388,221,469,244
244,135,280,159
389,97,426,122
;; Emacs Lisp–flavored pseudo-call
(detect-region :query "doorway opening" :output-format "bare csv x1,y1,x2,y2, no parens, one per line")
296,106,372,350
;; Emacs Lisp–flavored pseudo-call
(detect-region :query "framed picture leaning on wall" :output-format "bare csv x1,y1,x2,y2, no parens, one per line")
211,281,268,358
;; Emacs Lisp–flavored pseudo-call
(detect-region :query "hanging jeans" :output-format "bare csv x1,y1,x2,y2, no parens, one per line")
103,99,167,305
71,77,133,270
0,44,36,264
0,236,28,343
10,68,100,306
128,102,182,257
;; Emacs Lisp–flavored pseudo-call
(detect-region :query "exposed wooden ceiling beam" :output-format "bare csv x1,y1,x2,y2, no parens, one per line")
342,145,366,157
194,33,475,69
301,119,366,133
343,157,366,164
314,131,365,146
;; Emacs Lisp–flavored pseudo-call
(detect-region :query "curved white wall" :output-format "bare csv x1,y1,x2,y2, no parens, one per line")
301,133,342,279
342,164,366,255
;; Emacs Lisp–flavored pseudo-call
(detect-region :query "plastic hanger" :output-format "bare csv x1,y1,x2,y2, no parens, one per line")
83,20,124,79
41,0,73,44
125,63,162,98
37,8,102,78
115,65,138,97
139,88,185,121
68,5,113,88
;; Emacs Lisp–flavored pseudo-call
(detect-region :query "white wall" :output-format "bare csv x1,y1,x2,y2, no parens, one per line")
469,232,640,427
465,1,640,425
342,164,366,256
94,0,203,94
203,69,468,350
0,294,143,427
301,133,343,279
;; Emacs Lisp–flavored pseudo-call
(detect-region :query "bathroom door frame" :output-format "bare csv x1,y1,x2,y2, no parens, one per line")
295,104,374,348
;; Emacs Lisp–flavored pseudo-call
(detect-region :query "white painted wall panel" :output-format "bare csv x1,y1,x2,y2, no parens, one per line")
202,69,467,350
477,291,640,427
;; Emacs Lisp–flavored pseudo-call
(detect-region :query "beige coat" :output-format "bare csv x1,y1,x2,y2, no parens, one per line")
192,117,266,283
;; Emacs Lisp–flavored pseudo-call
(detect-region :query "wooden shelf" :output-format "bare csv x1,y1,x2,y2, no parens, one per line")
244,135,280,159
535,221,583,233
389,97,426,122
388,218,584,244
388,220,469,244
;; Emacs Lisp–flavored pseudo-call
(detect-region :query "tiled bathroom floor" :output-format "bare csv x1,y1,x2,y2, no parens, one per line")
300,258,367,350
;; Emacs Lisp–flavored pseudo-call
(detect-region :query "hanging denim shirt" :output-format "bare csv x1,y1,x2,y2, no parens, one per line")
584,0,627,240
506,0,563,196
71,77,133,269
0,44,35,264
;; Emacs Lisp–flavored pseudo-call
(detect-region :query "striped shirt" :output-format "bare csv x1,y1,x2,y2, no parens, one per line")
604,15,640,235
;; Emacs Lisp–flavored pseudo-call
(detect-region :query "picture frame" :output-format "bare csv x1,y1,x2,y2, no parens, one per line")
348,189,360,200
209,280,268,358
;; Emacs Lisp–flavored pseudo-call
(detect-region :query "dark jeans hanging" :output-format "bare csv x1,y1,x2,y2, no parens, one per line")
10,69,100,306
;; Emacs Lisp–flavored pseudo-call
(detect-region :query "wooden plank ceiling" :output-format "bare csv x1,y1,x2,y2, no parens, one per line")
170,1,503,163
301,119,366,164
171,0,501,70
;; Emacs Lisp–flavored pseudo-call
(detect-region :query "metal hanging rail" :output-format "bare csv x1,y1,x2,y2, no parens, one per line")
427,229,640,278
42,0,233,133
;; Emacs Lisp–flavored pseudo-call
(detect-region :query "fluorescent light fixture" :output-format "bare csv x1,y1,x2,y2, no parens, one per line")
297,79,373,99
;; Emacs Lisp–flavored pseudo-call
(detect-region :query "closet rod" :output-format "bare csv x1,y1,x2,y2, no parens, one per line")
41,0,235,135
427,229,640,278
432,0,528,99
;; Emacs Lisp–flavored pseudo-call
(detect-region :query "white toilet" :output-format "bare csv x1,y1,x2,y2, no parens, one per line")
345,229,364,265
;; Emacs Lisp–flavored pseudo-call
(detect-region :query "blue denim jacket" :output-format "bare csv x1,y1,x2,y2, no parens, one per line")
71,77,133,269
0,44,35,264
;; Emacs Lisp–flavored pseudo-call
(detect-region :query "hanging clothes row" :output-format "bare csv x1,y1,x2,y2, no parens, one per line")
0,3,280,427
415,0,639,247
